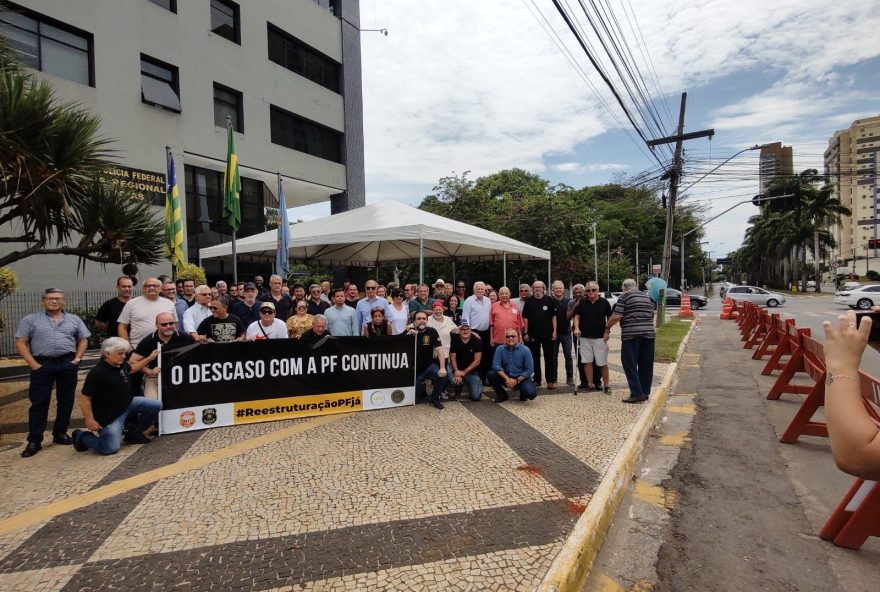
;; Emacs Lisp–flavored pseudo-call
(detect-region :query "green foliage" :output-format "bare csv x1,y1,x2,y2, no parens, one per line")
0,267,18,301
866,270,880,281
655,318,692,362
418,168,707,288
176,262,207,286
64,306,102,349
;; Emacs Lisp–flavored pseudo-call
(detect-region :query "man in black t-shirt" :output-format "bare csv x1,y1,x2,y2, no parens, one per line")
72,337,162,455
230,283,261,327
449,319,483,400
197,297,245,342
95,276,134,337
408,311,448,409
130,312,194,399
521,281,558,388
573,281,614,393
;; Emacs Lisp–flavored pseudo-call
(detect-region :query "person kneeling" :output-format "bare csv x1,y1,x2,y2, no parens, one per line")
487,330,537,403
72,337,162,455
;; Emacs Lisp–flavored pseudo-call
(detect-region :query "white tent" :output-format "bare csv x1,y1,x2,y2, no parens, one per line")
198,200,551,283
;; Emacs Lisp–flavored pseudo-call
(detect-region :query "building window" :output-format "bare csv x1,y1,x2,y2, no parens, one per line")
213,82,243,132
0,5,93,86
184,165,276,264
267,24,340,93
210,0,239,44
146,0,176,12
140,54,181,112
270,105,342,163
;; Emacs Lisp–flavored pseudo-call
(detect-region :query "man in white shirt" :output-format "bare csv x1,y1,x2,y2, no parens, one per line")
245,302,287,340
182,285,212,341
462,281,492,379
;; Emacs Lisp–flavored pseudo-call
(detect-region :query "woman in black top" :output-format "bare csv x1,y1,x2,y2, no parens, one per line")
364,307,393,337
445,295,461,325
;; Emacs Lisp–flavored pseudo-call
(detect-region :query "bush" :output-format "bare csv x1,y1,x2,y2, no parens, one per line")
176,262,207,286
866,270,880,281
0,267,18,301
65,306,103,349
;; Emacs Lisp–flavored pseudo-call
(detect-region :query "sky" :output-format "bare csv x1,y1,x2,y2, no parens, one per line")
291,0,880,261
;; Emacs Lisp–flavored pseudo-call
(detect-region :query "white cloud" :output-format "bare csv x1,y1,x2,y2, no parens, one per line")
359,0,880,227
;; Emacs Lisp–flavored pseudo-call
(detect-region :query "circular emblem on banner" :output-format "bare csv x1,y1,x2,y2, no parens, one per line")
391,390,405,404
202,407,217,425
370,391,385,406
179,410,196,428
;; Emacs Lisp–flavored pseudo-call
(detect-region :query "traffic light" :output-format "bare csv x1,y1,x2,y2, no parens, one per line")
869,239,880,250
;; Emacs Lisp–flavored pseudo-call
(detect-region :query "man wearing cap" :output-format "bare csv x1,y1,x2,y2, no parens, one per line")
325,287,360,336
15,288,91,457
450,319,483,400
230,282,261,327
245,301,287,340
433,279,447,301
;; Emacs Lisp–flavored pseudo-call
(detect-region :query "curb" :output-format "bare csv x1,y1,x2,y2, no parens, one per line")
537,317,698,592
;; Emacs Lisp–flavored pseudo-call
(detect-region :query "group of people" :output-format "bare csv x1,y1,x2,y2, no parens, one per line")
13,273,658,457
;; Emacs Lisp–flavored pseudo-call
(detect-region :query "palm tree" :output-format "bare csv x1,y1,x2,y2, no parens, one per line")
802,179,850,292
0,37,164,269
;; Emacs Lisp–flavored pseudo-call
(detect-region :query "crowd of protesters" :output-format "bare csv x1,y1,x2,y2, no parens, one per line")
14,273,654,457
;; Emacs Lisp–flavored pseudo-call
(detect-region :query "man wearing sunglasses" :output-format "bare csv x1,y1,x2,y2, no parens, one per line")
196,297,245,343
130,312,194,398
510,284,531,314
245,301,288,340
356,280,390,329
183,285,213,341
573,281,613,394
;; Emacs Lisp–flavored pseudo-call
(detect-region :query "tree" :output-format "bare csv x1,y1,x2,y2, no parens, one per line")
0,40,164,270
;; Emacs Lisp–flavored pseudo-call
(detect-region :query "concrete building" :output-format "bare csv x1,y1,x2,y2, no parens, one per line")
825,115,880,273
0,0,364,290
758,142,793,194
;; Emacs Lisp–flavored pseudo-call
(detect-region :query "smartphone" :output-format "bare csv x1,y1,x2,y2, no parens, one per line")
854,311,880,342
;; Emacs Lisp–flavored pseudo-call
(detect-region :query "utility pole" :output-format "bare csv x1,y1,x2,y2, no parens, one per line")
592,222,598,282
647,93,714,284
635,241,639,284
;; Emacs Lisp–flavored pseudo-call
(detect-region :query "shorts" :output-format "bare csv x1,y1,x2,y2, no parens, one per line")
579,337,608,366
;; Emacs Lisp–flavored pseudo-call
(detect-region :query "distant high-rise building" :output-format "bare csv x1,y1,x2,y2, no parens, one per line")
825,115,880,270
758,142,793,193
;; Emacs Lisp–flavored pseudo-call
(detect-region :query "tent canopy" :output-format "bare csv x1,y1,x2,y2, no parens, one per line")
198,200,550,267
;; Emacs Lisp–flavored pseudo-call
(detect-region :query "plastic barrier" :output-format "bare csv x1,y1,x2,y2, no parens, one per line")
779,336,828,443
761,321,805,376
743,308,771,349
720,297,734,320
819,377,880,550
766,325,814,400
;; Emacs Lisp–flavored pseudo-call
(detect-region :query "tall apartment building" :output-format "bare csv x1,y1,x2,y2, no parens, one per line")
758,142,793,194
825,115,880,269
0,0,365,290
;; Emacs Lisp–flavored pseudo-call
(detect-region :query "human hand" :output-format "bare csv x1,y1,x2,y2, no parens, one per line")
29,362,42,372
823,311,869,375
505,378,517,389
438,368,447,377
85,418,102,432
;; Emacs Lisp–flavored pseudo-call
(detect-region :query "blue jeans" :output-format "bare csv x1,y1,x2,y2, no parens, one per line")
77,397,163,455
416,363,446,403
554,332,574,382
487,370,537,401
620,336,655,397
453,368,484,401
27,358,78,444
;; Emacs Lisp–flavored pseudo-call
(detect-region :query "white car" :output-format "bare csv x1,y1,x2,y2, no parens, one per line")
835,281,862,295
600,292,618,311
725,285,787,307
833,285,880,310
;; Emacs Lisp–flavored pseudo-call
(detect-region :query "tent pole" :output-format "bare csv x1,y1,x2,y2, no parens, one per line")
503,252,507,287
547,256,551,287
452,259,456,288
419,239,424,284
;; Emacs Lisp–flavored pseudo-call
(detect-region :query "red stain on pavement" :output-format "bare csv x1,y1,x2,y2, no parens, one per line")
516,465,542,474
566,501,587,514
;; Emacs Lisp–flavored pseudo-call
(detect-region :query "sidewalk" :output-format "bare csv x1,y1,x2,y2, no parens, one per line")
586,315,879,591
0,333,671,591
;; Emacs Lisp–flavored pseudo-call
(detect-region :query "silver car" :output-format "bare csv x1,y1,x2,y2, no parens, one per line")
726,285,786,307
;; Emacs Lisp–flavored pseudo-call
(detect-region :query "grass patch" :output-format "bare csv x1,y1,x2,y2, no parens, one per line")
655,318,692,362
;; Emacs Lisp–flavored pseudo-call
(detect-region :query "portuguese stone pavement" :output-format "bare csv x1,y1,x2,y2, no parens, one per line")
0,335,667,591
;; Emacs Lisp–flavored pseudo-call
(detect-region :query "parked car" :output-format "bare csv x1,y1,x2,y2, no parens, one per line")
833,285,880,309
725,285,787,307
663,288,708,309
835,281,862,295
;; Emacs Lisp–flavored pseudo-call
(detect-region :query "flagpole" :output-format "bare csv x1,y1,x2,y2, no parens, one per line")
165,145,176,280
227,116,238,284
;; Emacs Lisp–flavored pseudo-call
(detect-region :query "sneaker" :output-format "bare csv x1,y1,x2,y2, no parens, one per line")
71,429,88,452
123,432,152,445
621,396,648,404
440,393,450,401
603,386,612,395
431,400,444,410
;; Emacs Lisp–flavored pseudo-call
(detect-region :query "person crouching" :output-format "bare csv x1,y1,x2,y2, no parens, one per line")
72,337,162,455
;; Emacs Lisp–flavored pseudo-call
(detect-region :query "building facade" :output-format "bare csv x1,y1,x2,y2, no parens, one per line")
0,0,365,290
758,142,793,194
825,115,880,272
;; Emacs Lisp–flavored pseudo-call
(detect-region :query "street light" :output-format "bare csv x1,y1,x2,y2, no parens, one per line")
680,194,793,291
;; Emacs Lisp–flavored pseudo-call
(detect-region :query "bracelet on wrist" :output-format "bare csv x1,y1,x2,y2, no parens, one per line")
826,373,859,385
